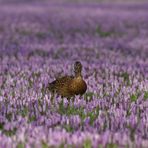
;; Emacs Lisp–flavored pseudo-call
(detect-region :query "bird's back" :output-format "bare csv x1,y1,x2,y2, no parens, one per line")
48,75,74,97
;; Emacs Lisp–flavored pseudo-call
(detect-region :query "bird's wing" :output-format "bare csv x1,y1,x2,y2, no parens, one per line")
48,75,74,90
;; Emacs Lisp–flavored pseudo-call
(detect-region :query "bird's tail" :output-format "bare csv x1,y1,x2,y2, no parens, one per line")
47,82,55,91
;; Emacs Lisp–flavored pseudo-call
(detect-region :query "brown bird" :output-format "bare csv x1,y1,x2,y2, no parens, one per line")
47,61,87,102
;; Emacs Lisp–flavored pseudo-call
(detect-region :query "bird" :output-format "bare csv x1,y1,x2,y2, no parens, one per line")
47,61,87,102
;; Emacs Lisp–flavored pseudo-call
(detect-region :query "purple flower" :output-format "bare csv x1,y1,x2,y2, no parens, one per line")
0,1,148,147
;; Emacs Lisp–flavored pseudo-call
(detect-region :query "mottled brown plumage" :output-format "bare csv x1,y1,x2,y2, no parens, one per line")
48,61,87,99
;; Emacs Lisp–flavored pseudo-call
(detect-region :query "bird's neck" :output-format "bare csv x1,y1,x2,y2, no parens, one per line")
75,72,82,78
74,75,83,83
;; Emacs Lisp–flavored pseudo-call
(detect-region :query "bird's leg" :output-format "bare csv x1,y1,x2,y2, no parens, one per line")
72,96,75,103
66,97,71,108
71,96,75,107
60,96,64,106
50,91,55,105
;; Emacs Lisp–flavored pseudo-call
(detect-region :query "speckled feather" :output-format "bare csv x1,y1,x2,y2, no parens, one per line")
48,61,87,98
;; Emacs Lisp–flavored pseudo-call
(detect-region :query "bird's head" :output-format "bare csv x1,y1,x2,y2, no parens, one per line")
74,61,82,77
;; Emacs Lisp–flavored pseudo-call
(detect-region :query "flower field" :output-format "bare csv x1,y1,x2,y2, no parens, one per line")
0,1,148,148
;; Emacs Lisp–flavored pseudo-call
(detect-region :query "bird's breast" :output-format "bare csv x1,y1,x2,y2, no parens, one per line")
70,79,87,95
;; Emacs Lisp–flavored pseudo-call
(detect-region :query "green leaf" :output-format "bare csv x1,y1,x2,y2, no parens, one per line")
84,92,94,102
63,124,74,132
83,139,92,148
121,72,130,85
28,115,36,123
130,94,138,102
98,144,103,148
58,101,85,117
107,143,118,148
106,143,118,148
0,123,4,131
96,26,113,37
6,112,12,121
126,109,131,117
88,107,99,125
20,106,28,117
4,128,17,137
17,142,25,148
41,141,49,148
144,91,148,100
59,143,65,148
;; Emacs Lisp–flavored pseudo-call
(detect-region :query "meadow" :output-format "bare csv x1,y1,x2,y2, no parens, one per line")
0,1,148,147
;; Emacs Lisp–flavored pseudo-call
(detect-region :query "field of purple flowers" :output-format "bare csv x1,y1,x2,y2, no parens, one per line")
0,1,148,148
